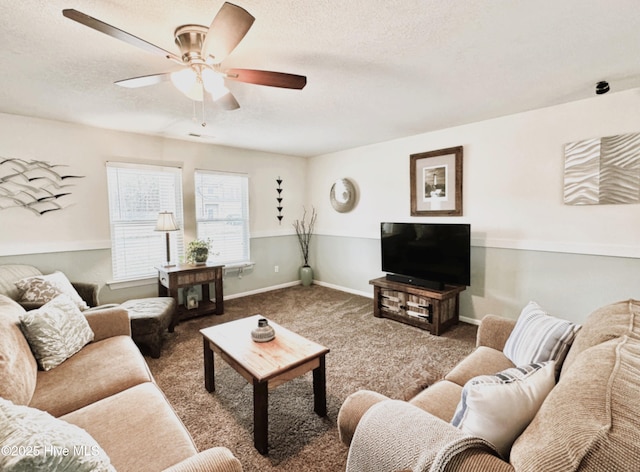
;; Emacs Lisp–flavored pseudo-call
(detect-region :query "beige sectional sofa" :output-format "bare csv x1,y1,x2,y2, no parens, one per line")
0,293,242,471
338,300,640,471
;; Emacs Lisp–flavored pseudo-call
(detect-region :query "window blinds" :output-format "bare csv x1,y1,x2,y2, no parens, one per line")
194,170,249,264
106,162,184,280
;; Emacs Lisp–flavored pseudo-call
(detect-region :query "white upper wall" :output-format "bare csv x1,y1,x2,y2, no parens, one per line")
308,88,640,258
0,113,307,256
3,86,640,262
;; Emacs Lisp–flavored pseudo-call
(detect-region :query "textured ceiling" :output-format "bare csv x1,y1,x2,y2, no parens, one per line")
1,1,639,157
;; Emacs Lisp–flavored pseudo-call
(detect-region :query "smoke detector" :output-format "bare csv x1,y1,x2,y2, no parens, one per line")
595,81,610,95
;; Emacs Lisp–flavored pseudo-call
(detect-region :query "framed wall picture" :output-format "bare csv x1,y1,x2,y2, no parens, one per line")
410,146,463,216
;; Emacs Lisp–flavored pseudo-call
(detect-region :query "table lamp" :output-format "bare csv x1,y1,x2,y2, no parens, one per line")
155,211,179,267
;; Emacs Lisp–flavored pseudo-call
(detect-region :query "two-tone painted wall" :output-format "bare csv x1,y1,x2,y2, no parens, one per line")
2,88,640,325
0,113,308,304
307,88,640,324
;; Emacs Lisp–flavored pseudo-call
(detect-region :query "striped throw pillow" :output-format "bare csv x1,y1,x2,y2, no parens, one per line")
451,361,556,459
503,301,580,368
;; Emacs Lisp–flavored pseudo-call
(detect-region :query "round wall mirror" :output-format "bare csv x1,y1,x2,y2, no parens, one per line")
330,178,357,213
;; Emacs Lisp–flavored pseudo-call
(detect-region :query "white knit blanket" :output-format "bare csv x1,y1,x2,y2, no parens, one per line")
346,400,498,472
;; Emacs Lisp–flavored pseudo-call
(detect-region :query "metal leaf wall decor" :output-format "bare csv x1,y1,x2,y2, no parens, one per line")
564,132,640,205
0,157,85,215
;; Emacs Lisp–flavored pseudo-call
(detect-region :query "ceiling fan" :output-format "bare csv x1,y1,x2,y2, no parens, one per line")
62,3,307,111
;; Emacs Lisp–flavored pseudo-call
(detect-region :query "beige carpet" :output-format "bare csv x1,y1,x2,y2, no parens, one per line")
146,285,477,472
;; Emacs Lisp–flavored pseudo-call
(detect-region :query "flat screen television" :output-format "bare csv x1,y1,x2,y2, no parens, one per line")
380,222,470,290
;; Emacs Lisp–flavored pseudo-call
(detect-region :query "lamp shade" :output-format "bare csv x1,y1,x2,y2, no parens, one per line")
155,212,179,232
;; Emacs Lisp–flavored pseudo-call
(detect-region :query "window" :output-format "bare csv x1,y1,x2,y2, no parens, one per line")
195,170,249,265
107,162,184,281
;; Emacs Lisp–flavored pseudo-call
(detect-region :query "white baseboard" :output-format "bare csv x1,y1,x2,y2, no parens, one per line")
223,280,301,300
224,280,373,301
459,315,480,326
311,280,373,298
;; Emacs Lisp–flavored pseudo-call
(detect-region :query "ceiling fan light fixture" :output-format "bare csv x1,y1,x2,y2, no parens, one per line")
171,68,196,93
209,84,231,101
170,68,203,101
201,68,229,100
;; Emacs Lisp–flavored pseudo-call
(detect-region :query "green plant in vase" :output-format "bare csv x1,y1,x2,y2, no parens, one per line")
293,207,317,286
186,238,211,265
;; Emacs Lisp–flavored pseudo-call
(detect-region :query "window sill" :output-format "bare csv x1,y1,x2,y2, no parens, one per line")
106,276,157,290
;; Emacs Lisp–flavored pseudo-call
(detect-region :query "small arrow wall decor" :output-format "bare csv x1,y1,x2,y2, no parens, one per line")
276,177,283,224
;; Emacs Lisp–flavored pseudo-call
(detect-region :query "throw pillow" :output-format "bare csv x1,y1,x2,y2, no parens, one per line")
503,301,580,368
0,397,114,471
16,271,89,311
19,295,94,371
451,361,556,459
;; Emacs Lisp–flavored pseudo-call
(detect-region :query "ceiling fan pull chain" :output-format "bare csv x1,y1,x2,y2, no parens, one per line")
201,84,207,127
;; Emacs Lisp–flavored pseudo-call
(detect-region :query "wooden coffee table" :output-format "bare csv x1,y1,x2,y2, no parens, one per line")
200,315,330,454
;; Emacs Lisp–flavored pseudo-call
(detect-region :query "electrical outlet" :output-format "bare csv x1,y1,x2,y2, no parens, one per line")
274,265,279,273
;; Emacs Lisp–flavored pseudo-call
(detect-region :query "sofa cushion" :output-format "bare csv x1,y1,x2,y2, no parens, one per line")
61,382,198,472
510,335,640,472
163,447,243,472
0,265,42,301
16,271,88,311
445,346,515,387
451,361,556,459
503,301,580,369
409,379,464,422
0,295,37,406
19,295,94,371
0,397,114,471
30,336,153,417
561,299,640,377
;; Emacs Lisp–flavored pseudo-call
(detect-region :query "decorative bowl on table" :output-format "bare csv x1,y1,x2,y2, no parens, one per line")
251,318,275,343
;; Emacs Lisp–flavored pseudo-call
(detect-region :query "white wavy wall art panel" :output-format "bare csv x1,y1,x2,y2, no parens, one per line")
0,158,85,215
564,132,640,205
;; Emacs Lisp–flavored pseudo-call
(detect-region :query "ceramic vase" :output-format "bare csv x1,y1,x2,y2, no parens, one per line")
300,265,313,287
251,318,275,343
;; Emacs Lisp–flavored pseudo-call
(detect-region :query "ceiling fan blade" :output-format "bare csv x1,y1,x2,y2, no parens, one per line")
62,9,181,62
114,73,172,88
225,69,307,90
202,2,255,64
216,91,240,110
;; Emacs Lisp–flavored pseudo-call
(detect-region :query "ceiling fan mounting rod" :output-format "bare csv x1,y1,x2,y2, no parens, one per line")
189,63,225,79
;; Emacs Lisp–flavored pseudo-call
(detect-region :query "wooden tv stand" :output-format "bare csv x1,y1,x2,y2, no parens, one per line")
369,277,465,336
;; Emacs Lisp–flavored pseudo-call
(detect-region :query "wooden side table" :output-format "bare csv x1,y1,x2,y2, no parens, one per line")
157,263,224,325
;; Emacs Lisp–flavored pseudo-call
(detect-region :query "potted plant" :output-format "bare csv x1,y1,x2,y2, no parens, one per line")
186,238,211,265
293,207,317,286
